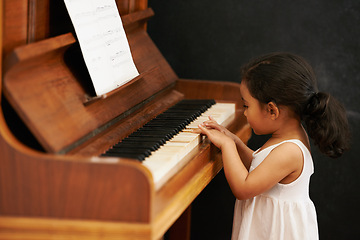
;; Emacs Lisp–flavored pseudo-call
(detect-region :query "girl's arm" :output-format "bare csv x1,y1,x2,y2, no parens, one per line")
198,124,303,200
231,133,254,170
202,117,254,169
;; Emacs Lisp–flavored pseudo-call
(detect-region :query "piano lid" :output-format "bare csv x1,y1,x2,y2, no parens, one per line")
2,8,179,154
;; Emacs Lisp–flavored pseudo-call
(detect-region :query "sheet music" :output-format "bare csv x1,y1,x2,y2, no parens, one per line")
64,0,139,96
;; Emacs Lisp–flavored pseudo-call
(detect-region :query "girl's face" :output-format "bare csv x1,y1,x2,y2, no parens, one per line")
240,82,274,135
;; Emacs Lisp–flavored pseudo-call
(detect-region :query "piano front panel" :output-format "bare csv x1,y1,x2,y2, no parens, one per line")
0,138,154,223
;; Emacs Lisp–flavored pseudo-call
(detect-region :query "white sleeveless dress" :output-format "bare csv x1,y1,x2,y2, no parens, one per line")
231,140,319,240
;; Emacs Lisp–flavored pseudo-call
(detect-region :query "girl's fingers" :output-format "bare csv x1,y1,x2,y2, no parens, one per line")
191,128,202,134
200,116,216,126
198,123,206,131
209,115,216,121
206,116,218,124
203,121,222,132
198,123,210,135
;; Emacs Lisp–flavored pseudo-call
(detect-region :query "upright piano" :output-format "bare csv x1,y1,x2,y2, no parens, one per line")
0,0,251,239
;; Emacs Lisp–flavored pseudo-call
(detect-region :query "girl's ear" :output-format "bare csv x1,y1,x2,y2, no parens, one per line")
267,102,279,120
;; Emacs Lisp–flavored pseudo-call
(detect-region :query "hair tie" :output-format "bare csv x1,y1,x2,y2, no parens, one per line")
305,91,329,117
304,92,319,116
309,92,319,105
312,92,319,99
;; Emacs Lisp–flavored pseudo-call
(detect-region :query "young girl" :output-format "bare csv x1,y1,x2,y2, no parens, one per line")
197,52,350,239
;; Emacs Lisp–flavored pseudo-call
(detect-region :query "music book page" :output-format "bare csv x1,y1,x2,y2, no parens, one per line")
64,0,139,96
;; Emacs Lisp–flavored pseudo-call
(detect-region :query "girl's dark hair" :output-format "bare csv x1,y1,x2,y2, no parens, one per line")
241,52,350,158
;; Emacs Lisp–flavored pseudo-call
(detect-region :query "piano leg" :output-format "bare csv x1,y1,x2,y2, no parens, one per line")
167,206,192,240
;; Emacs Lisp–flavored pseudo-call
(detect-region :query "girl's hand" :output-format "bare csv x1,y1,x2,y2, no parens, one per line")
198,122,234,150
201,116,237,141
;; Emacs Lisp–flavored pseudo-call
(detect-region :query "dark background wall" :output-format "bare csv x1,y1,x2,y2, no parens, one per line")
147,1,360,239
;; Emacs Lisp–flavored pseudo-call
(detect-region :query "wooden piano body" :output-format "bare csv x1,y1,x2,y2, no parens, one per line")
0,0,251,239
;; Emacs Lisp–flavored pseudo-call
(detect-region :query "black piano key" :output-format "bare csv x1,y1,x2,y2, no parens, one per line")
117,141,161,150
112,146,156,154
140,126,182,133
106,147,152,157
129,131,173,140
122,137,167,145
101,152,146,161
113,142,159,151
144,120,185,126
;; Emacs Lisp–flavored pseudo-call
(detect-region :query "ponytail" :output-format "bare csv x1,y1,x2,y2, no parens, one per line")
303,92,350,158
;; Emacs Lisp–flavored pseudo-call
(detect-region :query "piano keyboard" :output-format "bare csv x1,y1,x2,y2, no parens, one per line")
102,99,235,189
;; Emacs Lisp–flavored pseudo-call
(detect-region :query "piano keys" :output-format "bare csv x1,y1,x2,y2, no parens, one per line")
102,99,235,189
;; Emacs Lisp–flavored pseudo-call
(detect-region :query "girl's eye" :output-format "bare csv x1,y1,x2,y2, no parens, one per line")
243,104,248,109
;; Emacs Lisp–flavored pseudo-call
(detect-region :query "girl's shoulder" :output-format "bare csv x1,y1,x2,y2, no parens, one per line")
254,138,309,164
259,139,304,156
271,140,305,156
260,135,310,153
